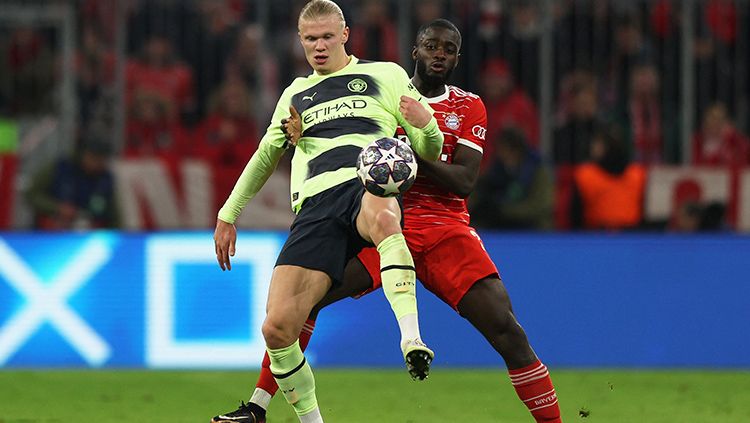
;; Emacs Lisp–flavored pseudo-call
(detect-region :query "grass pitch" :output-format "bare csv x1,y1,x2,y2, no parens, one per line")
0,369,748,422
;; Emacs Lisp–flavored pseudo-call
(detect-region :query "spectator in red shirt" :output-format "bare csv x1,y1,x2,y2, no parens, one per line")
705,0,737,45
124,89,189,159
193,79,258,166
126,34,195,122
692,102,750,167
480,58,539,168
348,0,400,63
193,78,259,213
0,27,55,115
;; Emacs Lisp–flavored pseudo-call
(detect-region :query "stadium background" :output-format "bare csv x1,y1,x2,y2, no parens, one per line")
1,0,749,421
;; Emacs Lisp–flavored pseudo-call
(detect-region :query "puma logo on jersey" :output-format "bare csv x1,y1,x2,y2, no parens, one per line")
302,92,317,101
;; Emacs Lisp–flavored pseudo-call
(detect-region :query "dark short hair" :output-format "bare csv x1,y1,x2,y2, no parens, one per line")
415,18,462,47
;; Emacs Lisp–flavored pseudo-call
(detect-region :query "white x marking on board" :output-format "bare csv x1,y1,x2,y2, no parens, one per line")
0,238,112,366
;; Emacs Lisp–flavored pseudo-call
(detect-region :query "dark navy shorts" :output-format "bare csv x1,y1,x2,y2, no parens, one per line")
276,178,373,285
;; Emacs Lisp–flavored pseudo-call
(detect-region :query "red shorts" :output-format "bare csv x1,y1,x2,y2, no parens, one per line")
356,225,499,310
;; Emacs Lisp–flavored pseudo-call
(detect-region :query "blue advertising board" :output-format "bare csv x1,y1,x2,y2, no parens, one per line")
0,232,748,368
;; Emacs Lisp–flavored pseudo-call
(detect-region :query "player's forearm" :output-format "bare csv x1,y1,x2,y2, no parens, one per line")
217,143,285,224
417,158,477,198
410,117,443,161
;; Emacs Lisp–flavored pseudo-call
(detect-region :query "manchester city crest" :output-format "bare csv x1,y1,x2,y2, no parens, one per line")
347,78,368,93
444,113,460,130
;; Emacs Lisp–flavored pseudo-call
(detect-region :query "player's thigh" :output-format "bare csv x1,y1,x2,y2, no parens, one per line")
417,226,499,310
277,179,367,286
267,265,332,330
313,256,375,314
456,276,514,330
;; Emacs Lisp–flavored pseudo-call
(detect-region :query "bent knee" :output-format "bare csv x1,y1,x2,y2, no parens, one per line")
372,208,401,236
262,319,297,349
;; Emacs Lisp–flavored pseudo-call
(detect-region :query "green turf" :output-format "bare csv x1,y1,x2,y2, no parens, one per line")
0,369,748,422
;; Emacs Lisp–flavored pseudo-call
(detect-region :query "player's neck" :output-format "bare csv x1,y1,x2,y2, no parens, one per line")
316,54,352,76
411,76,446,98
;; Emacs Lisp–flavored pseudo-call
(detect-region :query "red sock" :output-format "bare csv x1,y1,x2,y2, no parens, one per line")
256,319,316,396
508,360,561,422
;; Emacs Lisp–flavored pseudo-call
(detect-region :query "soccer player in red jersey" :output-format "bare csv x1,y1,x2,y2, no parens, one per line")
212,18,562,423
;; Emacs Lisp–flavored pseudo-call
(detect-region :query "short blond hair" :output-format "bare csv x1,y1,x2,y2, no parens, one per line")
298,0,346,28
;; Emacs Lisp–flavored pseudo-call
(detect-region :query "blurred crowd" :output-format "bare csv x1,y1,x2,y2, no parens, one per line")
2,0,750,232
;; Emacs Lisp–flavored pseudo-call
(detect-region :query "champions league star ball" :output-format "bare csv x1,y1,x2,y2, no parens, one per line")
356,137,418,197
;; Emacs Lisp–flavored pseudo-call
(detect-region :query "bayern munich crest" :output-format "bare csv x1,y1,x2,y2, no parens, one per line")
444,113,460,130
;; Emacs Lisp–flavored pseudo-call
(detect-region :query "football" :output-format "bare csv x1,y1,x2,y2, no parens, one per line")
356,137,418,197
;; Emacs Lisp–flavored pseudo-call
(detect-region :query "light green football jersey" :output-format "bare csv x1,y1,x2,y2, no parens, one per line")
218,56,443,222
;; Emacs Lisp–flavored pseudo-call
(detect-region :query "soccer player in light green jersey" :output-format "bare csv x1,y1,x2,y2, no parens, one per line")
211,1,444,422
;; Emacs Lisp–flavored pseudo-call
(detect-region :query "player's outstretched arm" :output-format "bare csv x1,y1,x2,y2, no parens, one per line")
217,141,286,223
214,142,284,271
214,92,299,270
216,86,300,227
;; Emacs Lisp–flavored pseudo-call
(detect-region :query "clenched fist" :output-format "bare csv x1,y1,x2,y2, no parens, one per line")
399,96,432,129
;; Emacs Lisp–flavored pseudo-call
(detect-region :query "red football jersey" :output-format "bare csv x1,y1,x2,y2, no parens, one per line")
396,85,488,228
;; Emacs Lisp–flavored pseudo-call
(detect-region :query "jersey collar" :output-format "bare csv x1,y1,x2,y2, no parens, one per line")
424,85,450,103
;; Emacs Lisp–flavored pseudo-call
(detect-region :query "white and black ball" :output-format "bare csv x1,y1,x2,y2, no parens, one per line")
356,137,418,197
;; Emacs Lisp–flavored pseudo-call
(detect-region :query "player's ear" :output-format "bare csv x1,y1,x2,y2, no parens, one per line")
411,46,417,60
342,26,350,44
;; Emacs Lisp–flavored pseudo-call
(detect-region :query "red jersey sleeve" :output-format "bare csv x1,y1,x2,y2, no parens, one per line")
457,97,488,156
